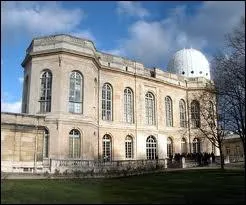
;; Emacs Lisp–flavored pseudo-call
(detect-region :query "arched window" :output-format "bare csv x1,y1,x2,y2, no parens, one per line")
102,83,113,121
165,96,173,127
69,129,81,158
103,134,112,161
125,135,133,159
179,99,186,127
69,71,83,113
145,92,155,125
191,100,200,128
43,129,49,158
181,138,187,154
208,101,215,126
192,138,200,153
124,88,134,123
40,70,52,113
22,75,29,113
212,141,215,154
167,137,173,157
146,136,157,160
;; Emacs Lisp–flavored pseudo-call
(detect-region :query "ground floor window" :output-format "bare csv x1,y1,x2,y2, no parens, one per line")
69,129,81,158
125,135,133,159
192,138,200,153
146,136,157,160
103,134,112,161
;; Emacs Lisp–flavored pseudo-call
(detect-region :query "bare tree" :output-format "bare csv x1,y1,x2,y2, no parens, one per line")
197,85,228,169
212,16,245,171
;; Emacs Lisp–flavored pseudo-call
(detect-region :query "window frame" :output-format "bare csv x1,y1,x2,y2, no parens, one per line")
125,135,133,159
39,70,52,113
69,71,83,114
103,134,112,161
69,129,81,158
146,136,157,160
145,92,155,125
191,100,200,128
102,83,113,121
192,138,201,153
179,99,186,127
124,87,134,123
43,129,49,158
167,137,173,157
165,96,173,127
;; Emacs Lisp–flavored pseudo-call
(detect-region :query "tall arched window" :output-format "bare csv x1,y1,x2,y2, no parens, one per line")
69,71,83,113
125,135,133,159
181,138,187,154
43,129,49,158
145,92,155,125
69,129,81,158
165,96,173,127
124,88,134,123
40,70,52,113
146,136,157,160
208,101,215,127
212,141,215,154
102,83,113,121
192,138,200,153
191,100,200,128
103,134,112,161
22,75,29,113
179,99,186,127
167,137,173,157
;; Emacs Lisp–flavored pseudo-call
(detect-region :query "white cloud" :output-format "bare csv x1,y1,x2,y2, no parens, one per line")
117,1,149,18
1,1,94,42
101,48,125,57
110,1,245,69
70,30,96,42
18,77,24,84
1,101,22,113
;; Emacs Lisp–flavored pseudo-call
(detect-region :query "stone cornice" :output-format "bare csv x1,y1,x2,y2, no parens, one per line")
21,34,212,90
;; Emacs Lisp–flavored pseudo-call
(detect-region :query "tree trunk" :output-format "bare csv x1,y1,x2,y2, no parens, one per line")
243,140,246,203
219,144,224,170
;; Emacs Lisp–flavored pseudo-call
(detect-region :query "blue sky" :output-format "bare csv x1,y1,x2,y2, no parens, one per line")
1,1,245,113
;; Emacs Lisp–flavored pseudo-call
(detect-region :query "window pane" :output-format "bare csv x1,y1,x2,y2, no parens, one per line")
69,72,83,113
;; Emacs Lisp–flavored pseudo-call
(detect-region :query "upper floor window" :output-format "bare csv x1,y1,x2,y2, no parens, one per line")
208,101,215,126
40,70,52,113
125,135,133,159
145,92,155,125
102,83,113,121
179,99,186,127
69,71,83,113
22,75,29,113
165,96,173,127
191,100,200,128
124,88,134,123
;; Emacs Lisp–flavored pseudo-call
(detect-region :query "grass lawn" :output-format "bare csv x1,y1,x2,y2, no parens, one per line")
1,169,245,204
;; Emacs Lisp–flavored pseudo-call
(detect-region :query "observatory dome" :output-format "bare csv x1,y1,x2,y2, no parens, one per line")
167,48,210,80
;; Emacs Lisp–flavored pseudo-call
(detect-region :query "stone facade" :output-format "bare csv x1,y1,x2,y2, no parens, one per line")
1,34,219,173
223,134,244,163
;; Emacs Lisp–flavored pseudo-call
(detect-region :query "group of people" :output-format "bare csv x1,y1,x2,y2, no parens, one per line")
169,152,216,165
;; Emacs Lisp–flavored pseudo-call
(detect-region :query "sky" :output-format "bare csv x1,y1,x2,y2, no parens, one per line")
1,1,245,113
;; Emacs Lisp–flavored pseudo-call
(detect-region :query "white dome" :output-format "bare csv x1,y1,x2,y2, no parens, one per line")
167,48,211,80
